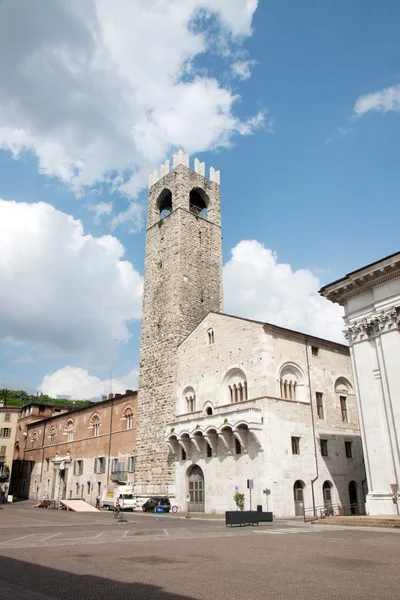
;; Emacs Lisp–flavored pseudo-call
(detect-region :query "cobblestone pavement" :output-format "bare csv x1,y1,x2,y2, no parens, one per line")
0,502,399,600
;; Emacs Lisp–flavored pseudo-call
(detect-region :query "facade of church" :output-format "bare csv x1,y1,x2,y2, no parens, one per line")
135,151,366,517
320,252,400,515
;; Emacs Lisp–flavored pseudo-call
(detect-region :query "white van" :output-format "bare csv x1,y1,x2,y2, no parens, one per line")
102,486,137,511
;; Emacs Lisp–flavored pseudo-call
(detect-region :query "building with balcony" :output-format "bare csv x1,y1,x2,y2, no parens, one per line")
166,312,366,517
12,391,137,505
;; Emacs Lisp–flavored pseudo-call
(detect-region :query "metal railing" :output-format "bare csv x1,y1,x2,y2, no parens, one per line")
304,502,366,522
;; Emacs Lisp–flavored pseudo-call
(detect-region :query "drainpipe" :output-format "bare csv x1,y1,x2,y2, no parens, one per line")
305,340,319,517
106,396,114,486
39,419,47,490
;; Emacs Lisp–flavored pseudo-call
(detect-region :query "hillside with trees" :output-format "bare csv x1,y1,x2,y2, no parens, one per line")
0,388,91,408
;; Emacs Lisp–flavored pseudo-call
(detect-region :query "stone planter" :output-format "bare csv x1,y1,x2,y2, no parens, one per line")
225,510,260,527
258,511,273,522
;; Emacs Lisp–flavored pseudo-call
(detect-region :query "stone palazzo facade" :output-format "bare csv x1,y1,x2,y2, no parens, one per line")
321,252,400,515
166,313,365,517
135,151,366,517
12,392,137,504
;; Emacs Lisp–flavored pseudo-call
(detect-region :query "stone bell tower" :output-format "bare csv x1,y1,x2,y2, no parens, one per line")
135,150,223,495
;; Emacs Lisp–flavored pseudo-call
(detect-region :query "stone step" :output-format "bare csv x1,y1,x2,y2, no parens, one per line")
315,516,400,528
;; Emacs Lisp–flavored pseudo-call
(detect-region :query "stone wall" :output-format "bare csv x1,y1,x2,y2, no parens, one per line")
135,161,223,495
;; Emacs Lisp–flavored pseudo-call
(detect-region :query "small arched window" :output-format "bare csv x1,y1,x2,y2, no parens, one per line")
206,406,213,416
64,419,75,442
207,328,215,345
89,413,101,437
279,364,304,402
334,377,353,423
122,405,134,429
182,387,196,413
224,369,248,404
49,427,56,445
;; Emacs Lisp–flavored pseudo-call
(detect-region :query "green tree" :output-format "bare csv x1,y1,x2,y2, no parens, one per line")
233,493,245,511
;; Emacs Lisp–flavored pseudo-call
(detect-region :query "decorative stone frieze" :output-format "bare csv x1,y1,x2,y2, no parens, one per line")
345,307,400,344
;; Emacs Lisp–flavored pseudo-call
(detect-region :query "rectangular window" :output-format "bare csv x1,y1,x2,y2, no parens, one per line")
67,431,74,442
320,439,328,457
0,428,11,438
126,415,133,429
76,483,80,495
291,436,300,455
340,396,348,423
127,456,135,472
316,392,324,419
50,433,56,444
73,460,83,475
181,447,186,461
94,457,106,474
311,346,319,356
87,482,91,494
4,413,11,422
93,423,100,437
111,458,119,473
0,445,6,461
32,439,37,449
345,441,353,458
207,443,212,458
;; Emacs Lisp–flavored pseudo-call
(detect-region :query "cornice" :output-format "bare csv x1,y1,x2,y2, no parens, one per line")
320,255,400,305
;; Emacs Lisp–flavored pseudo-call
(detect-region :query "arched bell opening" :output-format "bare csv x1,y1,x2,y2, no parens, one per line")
189,188,208,218
157,189,173,217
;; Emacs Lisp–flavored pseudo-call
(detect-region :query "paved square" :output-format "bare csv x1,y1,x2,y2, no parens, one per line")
0,502,399,599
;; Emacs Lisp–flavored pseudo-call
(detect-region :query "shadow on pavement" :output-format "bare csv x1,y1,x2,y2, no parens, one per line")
0,555,196,600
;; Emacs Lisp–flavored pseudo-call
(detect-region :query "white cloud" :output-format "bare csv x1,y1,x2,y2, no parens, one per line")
0,0,262,198
110,202,144,234
231,59,257,80
40,366,138,401
86,201,113,224
354,84,400,116
223,240,345,343
0,199,143,363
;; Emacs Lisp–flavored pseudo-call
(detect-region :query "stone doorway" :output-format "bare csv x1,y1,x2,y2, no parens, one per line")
293,480,305,516
349,481,357,514
323,480,333,508
188,465,205,513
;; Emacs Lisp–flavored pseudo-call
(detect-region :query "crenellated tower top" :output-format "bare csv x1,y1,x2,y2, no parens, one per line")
146,149,221,230
148,149,220,188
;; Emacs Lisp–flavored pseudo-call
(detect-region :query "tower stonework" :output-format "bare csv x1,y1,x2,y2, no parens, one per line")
135,151,223,495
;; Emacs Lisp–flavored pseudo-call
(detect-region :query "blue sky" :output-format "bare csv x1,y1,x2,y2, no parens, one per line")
0,1,399,399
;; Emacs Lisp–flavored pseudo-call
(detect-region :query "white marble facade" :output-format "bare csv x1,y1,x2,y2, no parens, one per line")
320,252,400,515
166,312,366,518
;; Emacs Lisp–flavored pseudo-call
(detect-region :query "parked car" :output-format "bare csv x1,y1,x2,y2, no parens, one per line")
142,497,171,512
